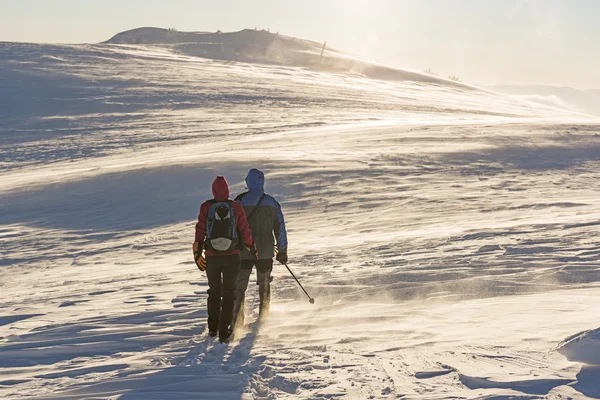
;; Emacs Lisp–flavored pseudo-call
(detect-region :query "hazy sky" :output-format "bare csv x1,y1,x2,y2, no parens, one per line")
1,0,598,88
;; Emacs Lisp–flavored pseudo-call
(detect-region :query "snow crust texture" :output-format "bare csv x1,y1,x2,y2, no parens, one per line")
1,42,600,399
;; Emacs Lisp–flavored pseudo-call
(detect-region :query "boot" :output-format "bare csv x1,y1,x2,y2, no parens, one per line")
233,299,245,335
258,281,271,319
219,326,233,343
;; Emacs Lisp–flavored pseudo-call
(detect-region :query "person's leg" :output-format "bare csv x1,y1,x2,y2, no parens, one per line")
232,260,254,332
256,259,274,317
205,257,222,335
219,255,241,341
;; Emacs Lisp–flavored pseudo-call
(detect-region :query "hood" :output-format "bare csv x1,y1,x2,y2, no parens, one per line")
212,176,230,200
245,169,265,192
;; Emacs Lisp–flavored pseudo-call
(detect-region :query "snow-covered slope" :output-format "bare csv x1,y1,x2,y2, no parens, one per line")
1,42,600,399
103,27,474,86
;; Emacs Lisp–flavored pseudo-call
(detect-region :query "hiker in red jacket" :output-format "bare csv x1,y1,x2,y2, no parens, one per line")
193,176,255,343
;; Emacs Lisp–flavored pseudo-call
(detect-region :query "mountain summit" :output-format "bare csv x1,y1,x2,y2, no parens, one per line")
102,27,461,86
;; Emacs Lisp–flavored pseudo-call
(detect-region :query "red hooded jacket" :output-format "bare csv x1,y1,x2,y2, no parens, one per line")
195,176,254,257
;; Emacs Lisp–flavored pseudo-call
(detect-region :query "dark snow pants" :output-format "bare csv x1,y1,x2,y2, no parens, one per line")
232,259,273,329
205,254,240,335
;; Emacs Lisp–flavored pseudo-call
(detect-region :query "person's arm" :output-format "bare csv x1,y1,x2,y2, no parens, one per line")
235,202,254,249
193,202,208,270
195,202,208,245
273,200,288,264
273,200,288,251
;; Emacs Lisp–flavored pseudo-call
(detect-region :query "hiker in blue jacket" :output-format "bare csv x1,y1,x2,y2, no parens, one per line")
232,169,288,330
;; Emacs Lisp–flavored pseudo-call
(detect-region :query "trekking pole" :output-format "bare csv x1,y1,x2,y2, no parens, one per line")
284,263,315,304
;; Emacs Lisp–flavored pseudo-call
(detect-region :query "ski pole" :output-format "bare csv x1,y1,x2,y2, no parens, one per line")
284,263,315,304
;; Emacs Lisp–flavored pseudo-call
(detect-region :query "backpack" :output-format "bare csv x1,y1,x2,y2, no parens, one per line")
205,200,238,253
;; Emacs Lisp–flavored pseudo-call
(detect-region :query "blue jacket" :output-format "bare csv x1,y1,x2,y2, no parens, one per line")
235,169,287,260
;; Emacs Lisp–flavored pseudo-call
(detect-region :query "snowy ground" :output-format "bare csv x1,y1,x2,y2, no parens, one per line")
1,42,600,399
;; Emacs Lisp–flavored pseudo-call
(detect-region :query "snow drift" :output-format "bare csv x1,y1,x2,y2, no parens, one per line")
558,329,600,398
558,328,600,365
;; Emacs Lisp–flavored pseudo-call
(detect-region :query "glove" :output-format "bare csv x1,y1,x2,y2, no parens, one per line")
195,255,207,271
246,243,258,260
276,249,288,265
193,241,207,271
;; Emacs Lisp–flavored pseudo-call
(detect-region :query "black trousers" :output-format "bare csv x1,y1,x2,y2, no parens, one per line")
205,254,241,335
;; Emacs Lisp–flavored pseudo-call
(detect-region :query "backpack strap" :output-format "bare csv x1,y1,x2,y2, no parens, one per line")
245,193,266,221
208,199,233,204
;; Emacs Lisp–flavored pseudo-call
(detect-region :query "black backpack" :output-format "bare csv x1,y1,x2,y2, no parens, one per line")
205,200,238,253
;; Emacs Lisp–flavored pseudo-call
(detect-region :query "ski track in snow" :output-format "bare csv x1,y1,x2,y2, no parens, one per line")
1,42,600,399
